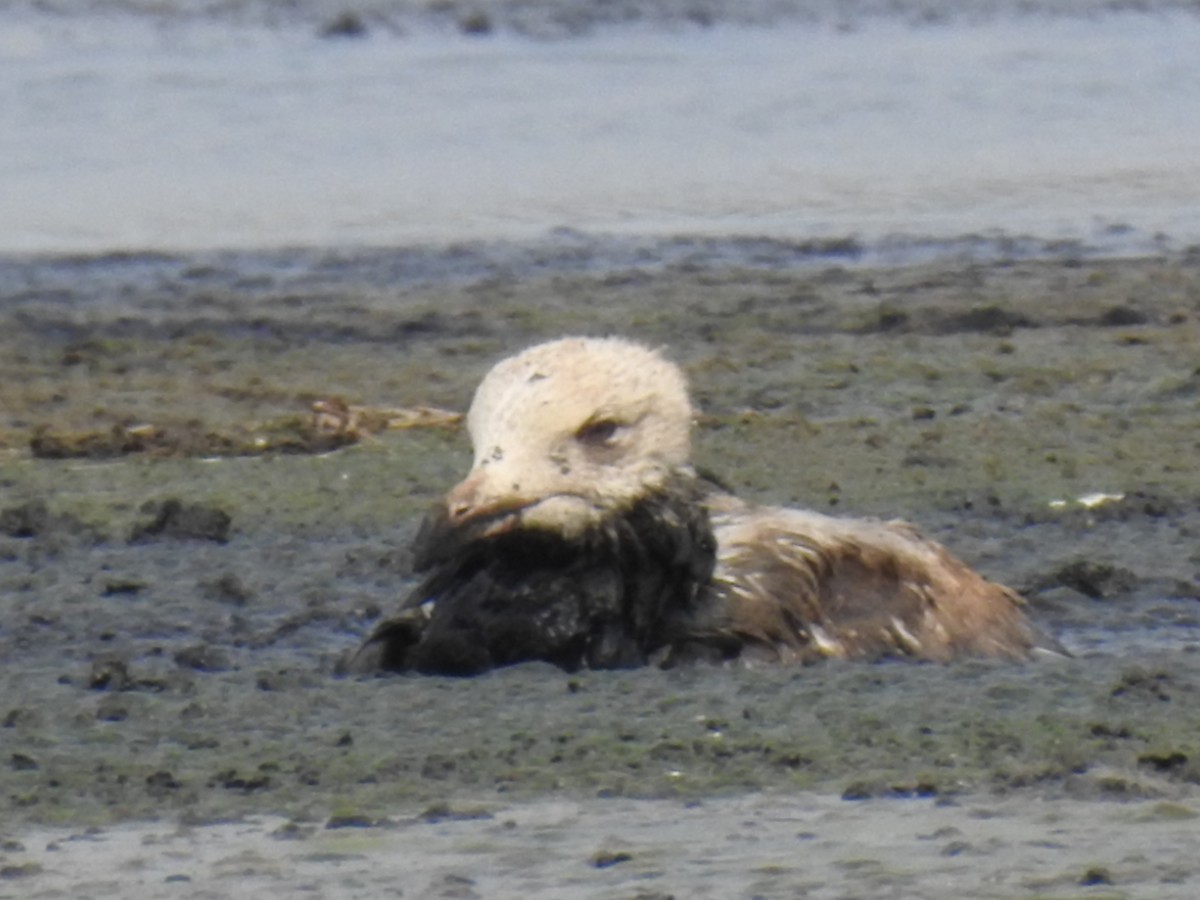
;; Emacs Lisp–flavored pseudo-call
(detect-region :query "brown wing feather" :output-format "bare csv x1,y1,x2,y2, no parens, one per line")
702,503,1044,663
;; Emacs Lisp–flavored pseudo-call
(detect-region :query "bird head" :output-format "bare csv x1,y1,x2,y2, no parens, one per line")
442,337,694,540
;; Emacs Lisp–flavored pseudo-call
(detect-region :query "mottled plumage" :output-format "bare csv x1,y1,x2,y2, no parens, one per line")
350,337,1058,675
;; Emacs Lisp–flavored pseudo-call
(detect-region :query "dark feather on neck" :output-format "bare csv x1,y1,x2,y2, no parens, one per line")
350,476,720,676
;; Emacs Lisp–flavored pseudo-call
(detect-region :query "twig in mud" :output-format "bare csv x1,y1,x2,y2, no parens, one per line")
310,397,462,440
26,400,463,460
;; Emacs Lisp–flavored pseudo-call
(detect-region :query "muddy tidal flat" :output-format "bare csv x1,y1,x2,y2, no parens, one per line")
2,240,1200,897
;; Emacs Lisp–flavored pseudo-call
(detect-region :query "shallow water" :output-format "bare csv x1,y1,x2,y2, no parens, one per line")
11,793,1200,899
3,10,1200,254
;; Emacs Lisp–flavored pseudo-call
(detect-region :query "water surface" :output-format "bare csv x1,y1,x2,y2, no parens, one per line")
3,11,1198,253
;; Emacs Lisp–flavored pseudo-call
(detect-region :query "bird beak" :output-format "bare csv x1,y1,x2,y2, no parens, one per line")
444,467,529,533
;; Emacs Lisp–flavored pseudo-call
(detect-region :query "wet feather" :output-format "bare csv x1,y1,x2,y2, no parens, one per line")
350,336,1059,676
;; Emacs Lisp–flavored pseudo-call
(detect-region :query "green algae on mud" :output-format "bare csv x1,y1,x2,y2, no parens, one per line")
5,654,1200,830
0,430,467,537
2,244,1200,830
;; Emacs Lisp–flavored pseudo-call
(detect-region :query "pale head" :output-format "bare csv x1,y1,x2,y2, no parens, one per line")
445,337,694,537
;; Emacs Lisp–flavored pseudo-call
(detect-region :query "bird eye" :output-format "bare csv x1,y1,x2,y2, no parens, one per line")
574,418,623,447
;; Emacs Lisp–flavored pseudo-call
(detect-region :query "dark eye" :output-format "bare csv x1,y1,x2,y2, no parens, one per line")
575,418,623,447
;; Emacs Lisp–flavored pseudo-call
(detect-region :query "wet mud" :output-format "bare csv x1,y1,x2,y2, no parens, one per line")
2,239,1200,891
